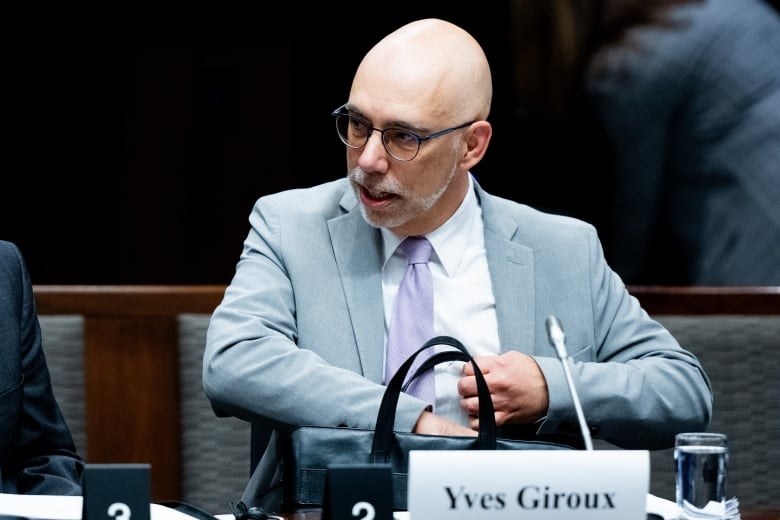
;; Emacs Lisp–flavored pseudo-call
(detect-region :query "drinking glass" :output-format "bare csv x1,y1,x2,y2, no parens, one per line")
674,432,729,519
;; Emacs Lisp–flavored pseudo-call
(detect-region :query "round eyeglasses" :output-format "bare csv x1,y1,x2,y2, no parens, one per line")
331,104,474,162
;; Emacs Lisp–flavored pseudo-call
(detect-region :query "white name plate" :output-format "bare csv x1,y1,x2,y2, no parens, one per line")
408,450,649,519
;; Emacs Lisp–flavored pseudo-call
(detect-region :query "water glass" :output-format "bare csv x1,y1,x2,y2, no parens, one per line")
674,432,729,519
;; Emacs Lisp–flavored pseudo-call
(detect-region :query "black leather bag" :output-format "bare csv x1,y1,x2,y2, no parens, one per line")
279,335,573,512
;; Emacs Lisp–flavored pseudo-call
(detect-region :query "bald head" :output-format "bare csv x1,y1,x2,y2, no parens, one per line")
350,18,492,123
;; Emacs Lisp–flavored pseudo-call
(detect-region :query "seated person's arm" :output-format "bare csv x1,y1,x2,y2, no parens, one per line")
413,410,477,437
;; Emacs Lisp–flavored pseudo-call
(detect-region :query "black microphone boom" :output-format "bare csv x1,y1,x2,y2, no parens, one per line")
545,315,594,450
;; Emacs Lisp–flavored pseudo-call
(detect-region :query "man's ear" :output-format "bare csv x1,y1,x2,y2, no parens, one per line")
460,120,493,170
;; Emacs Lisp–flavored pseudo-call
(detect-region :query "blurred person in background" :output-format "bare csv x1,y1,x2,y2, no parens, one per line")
506,0,780,285
1,239,83,494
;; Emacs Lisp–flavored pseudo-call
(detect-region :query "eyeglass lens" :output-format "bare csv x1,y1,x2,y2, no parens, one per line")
335,115,421,161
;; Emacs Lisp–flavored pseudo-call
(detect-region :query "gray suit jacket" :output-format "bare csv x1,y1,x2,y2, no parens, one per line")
0,240,83,494
203,178,712,507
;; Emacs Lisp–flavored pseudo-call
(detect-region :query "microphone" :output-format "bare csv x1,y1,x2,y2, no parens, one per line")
545,315,594,451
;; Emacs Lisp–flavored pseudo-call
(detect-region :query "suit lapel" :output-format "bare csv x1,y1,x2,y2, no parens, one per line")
328,192,386,383
477,186,537,354
325,181,539,378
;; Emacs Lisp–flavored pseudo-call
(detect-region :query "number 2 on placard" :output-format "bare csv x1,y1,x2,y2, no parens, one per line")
107,502,131,520
351,501,375,520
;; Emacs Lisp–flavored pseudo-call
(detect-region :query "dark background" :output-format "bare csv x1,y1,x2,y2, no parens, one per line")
4,2,630,284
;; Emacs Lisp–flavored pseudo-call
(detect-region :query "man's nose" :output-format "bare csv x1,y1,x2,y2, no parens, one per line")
357,130,391,169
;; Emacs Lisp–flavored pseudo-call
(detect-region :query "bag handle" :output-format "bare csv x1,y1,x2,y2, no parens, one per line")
370,335,497,463
401,349,465,393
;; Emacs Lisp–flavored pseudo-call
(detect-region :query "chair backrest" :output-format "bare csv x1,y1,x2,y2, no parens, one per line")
36,285,780,511
36,285,250,514
38,315,87,458
643,315,779,508
628,286,780,509
177,314,251,512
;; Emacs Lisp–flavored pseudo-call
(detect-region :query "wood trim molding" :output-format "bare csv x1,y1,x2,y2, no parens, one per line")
628,285,780,315
33,284,226,316
33,284,780,317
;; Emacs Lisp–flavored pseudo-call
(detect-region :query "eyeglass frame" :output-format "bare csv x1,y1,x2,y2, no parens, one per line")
331,104,475,162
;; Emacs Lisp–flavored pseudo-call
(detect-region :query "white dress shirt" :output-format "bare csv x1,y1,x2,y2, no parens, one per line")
381,174,501,426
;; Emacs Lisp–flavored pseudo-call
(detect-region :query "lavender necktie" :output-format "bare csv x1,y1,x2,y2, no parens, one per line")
385,236,435,408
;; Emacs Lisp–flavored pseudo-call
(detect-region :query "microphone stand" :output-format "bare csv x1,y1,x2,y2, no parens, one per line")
546,315,594,451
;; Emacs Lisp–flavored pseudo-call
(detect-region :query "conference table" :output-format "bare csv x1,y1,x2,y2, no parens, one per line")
279,510,780,519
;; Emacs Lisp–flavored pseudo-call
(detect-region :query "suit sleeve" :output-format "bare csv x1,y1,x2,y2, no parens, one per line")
533,227,713,449
7,243,84,494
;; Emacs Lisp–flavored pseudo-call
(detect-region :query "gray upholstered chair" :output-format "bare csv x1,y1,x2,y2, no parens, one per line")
37,286,780,511
41,313,250,514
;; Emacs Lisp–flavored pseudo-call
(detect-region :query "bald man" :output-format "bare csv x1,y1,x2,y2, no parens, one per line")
203,18,712,511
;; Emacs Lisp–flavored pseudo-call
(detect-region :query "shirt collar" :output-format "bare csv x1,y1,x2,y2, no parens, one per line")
381,175,480,276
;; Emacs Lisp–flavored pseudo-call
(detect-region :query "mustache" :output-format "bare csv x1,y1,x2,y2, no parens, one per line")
350,167,402,195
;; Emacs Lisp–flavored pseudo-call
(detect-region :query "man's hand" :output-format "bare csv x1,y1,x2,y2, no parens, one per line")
458,351,549,430
413,410,478,436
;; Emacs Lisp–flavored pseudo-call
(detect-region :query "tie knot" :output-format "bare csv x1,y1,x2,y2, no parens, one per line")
400,236,432,265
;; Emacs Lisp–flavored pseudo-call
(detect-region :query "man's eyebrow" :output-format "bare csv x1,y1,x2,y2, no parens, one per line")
347,106,424,132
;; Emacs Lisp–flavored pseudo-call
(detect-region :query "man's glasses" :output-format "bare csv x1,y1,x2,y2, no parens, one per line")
331,104,474,162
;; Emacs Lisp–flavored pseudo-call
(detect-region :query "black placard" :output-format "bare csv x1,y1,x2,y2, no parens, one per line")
322,464,394,520
82,463,151,520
